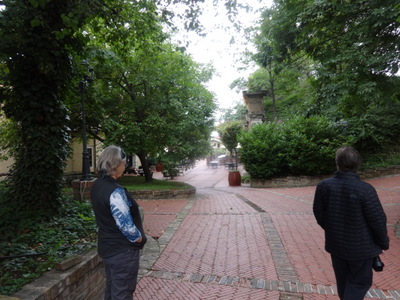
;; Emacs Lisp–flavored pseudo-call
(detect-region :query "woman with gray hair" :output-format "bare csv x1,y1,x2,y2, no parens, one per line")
91,145,147,300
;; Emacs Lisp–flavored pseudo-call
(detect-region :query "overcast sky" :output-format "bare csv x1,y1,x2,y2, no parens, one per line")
0,2,273,111
173,1,273,111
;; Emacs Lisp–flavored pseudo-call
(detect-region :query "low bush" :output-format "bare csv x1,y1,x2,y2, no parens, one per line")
241,173,251,184
280,116,349,175
0,185,97,296
239,122,287,178
239,116,350,179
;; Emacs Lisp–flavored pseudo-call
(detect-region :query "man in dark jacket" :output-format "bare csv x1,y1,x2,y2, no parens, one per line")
313,146,389,300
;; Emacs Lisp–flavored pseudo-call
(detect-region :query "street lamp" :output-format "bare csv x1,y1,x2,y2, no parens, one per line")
79,60,94,181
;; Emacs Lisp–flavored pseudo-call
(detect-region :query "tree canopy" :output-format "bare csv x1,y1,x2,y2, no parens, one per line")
87,43,215,180
269,0,400,117
0,0,224,215
0,0,102,214
217,120,243,155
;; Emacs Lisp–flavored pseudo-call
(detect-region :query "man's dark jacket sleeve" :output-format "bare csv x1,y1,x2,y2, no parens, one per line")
313,171,389,260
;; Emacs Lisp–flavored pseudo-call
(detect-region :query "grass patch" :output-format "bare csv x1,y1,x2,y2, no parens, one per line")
117,175,192,191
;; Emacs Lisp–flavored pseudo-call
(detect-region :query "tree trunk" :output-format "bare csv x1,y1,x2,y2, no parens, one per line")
137,152,153,182
268,67,277,121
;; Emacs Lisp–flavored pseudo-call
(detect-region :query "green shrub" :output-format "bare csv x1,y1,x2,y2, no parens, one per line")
239,116,350,178
281,116,348,175
239,122,288,178
0,187,97,296
241,173,251,184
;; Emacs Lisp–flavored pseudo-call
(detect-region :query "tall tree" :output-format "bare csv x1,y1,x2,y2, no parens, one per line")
0,0,242,215
0,0,103,215
0,0,172,214
270,0,400,116
252,11,280,120
88,43,216,181
217,120,243,166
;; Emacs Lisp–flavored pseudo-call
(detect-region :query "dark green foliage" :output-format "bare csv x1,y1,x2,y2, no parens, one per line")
117,174,192,190
280,117,349,175
239,116,349,179
239,122,287,179
242,1,400,176
269,0,400,116
0,0,100,214
272,0,400,75
0,184,97,296
345,102,400,155
361,148,400,169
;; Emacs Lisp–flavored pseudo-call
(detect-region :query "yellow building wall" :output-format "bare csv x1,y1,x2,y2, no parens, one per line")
1,139,142,177
0,139,101,177
0,157,13,180
65,138,102,174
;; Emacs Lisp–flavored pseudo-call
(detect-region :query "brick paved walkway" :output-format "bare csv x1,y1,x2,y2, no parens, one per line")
135,160,400,299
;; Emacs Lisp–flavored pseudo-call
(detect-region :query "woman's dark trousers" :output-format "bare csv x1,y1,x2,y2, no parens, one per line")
103,249,140,300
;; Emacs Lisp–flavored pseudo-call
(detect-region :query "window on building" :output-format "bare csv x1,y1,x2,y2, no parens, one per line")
88,147,93,168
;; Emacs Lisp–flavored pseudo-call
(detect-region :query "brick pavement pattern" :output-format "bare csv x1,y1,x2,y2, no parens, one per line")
134,160,400,299
138,199,189,238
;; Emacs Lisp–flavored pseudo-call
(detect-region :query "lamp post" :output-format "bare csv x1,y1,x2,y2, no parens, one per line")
79,60,94,181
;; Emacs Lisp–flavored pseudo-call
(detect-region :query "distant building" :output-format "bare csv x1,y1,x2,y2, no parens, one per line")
210,131,224,149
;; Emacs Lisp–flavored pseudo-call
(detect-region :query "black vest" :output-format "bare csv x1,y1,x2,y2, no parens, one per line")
90,175,147,258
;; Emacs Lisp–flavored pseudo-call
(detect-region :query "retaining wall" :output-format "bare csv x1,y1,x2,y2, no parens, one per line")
71,180,196,201
251,165,400,188
9,250,105,300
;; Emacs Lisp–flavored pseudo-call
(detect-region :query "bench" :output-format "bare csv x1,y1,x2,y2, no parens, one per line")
225,162,237,169
163,169,179,179
210,161,219,168
163,171,172,179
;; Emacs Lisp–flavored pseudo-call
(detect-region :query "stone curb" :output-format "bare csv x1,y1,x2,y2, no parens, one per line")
144,269,400,299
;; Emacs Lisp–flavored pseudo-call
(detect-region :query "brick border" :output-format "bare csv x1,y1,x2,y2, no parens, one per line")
145,269,400,299
71,181,196,201
11,250,105,300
